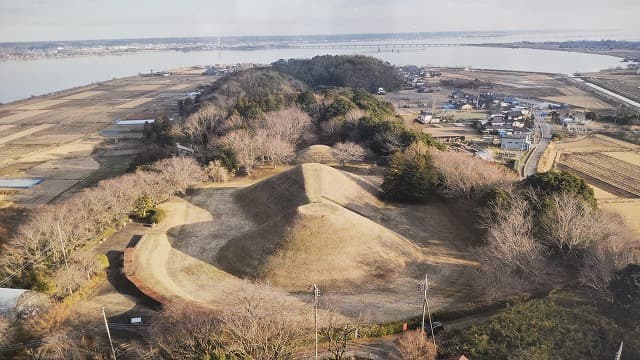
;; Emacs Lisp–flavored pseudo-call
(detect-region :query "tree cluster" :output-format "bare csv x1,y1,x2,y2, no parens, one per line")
221,107,311,172
382,142,439,202
272,55,404,93
476,178,639,299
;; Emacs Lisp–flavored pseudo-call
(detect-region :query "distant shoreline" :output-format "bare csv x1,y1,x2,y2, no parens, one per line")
1,42,635,63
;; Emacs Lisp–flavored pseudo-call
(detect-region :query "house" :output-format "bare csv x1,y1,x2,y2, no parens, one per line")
501,132,532,151
417,111,433,124
506,109,525,121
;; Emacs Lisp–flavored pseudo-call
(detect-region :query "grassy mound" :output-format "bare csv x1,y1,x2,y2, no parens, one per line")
218,164,423,290
296,145,336,165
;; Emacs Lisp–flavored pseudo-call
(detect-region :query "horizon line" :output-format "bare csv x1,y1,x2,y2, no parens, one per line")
0,28,625,45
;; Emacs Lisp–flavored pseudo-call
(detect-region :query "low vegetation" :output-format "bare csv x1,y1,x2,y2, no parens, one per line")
443,299,621,360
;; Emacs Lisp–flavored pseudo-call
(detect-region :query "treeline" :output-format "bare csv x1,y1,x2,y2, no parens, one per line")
272,55,404,93
0,157,205,294
476,171,638,299
314,88,443,155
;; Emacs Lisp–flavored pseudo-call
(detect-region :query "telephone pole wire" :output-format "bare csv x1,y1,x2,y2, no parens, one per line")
101,307,117,360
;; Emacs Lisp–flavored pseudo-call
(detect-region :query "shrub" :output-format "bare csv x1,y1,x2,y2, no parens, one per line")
94,254,109,269
150,208,167,224
525,170,596,208
206,160,232,182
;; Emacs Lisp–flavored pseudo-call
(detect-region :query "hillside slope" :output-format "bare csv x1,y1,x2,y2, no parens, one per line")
217,163,423,290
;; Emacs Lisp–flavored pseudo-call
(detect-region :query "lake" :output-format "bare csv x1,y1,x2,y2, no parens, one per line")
0,45,625,104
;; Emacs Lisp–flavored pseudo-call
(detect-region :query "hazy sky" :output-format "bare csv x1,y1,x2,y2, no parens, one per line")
1,0,638,42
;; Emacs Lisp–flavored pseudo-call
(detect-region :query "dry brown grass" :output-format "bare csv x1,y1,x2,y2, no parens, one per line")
218,164,422,291
296,145,336,164
116,97,154,109
555,134,639,153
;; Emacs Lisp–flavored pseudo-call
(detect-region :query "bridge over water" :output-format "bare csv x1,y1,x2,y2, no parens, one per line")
291,43,465,49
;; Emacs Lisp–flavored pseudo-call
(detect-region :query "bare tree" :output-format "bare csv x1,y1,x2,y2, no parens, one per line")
220,298,304,360
477,192,549,299
152,156,207,197
151,304,224,360
205,160,232,182
579,212,640,292
224,129,259,172
320,118,343,139
432,150,516,199
263,107,311,145
395,330,437,360
332,142,366,167
539,192,608,258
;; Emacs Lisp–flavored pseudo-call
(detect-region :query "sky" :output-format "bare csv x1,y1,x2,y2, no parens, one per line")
1,0,639,42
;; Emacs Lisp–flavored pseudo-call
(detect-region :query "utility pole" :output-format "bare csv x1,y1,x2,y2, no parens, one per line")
102,307,117,360
312,284,320,360
614,341,623,360
420,273,437,348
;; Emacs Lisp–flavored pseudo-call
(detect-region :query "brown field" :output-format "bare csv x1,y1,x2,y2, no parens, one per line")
555,134,639,153
0,124,55,145
0,124,16,134
0,73,216,206
558,152,640,198
129,164,479,323
59,90,106,100
115,97,154,109
15,99,70,110
600,200,640,236
121,84,165,91
542,95,612,110
550,134,640,232
165,83,194,90
0,110,51,124
605,151,640,166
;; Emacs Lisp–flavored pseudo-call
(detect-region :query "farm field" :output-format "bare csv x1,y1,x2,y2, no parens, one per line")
0,69,214,206
128,164,480,324
550,134,640,234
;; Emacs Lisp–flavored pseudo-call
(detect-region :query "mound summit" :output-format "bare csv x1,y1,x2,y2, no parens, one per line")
217,163,423,291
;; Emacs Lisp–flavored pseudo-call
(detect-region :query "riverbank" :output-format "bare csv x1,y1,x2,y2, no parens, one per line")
475,41,640,61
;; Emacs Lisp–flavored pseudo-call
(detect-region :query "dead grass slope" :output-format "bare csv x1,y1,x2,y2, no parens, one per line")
218,163,422,291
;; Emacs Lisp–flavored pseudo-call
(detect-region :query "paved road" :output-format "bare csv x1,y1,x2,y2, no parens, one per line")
523,116,552,178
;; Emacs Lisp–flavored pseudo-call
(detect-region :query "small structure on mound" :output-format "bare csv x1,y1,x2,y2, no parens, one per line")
296,145,336,164
217,163,423,291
